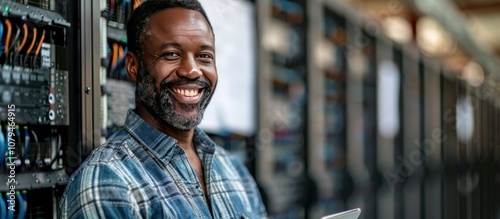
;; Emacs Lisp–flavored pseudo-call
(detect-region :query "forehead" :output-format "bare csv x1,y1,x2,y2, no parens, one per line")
145,8,213,42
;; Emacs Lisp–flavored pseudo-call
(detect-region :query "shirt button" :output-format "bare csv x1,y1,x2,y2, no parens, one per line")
174,148,179,153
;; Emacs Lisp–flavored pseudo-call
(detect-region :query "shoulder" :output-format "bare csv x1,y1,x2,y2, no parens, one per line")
72,129,132,173
59,129,142,218
63,129,142,197
64,130,130,187
59,159,141,218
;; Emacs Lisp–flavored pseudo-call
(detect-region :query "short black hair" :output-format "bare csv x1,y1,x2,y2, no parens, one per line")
127,0,213,57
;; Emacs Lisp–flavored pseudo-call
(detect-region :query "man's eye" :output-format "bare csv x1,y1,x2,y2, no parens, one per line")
163,52,180,58
198,54,213,60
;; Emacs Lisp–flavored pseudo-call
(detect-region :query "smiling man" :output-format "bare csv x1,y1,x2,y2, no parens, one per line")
59,1,267,218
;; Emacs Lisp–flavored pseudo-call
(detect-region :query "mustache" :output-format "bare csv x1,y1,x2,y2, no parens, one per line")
160,78,211,89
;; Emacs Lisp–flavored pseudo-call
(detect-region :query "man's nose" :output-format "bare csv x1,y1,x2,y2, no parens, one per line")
176,56,202,79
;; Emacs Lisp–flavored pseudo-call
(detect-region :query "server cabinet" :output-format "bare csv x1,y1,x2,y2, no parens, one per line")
258,0,500,218
422,59,443,219
0,0,101,217
308,1,353,218
257,0,309,217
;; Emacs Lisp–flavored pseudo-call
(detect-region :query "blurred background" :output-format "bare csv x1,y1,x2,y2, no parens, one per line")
0,0,499,218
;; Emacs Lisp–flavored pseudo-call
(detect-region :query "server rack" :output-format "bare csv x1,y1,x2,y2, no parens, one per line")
308,1,352,218
257,0,310,218
0,0,101,218
421,56,442,219
257,0,500,218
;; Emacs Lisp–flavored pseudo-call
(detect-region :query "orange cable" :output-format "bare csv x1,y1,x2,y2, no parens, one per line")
26,27,37,55
118,44,123,59
111,43,118,68
35,29,45,56
18,23,28,52
134,0,141,9
4,19,11,53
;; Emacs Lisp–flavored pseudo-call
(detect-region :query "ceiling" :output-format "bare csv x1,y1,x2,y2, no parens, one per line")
455,0,500,55
343,0,500,73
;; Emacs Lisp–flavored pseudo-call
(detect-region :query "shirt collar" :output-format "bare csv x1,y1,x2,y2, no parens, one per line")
124,110,178,162
193,127,216,155
124,110,216,161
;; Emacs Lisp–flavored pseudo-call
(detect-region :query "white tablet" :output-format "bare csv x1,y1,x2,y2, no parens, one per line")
321,208,361,219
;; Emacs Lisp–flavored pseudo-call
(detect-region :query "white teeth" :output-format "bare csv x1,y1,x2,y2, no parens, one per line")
174,88,199,97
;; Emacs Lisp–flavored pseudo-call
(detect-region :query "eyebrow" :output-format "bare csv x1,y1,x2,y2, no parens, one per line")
200,44,215,52
158,42,215,52
158,42,181,50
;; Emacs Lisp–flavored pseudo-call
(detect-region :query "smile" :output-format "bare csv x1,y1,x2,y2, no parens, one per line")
170,86,205,104
173,88,200,97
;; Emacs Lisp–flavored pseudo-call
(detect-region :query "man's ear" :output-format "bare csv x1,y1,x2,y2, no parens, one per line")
125,51,139,82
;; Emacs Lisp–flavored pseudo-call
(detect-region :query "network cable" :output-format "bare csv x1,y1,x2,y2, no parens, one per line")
118,44,123,59
0,193,6,219
48,134,62,168
0,21,5,56
133,0,141,10
0,126,5,171
111,46,128,79
106,43,112,78
21,126,30,169
111,42,118,70
21,191,27,219
14,126,21,167
30,130,40,170
5,194,12,219
14,125,20,145
24,26,37,67
4,19,11,54
111,45,124,70
14,23,28,66
15,191,25,219
118,45,124,71
33,29,45,67
17,23,27,52
7,23,21,64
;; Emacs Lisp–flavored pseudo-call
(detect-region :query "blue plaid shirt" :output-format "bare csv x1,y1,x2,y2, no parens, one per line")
59,110,267,219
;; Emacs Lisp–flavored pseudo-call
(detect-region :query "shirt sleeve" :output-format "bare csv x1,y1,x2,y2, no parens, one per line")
58,162,141,219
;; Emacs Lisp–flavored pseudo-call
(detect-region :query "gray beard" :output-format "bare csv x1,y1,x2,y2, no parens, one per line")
135,60,212,131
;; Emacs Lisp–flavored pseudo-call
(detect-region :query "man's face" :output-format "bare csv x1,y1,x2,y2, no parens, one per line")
136,8,217,130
